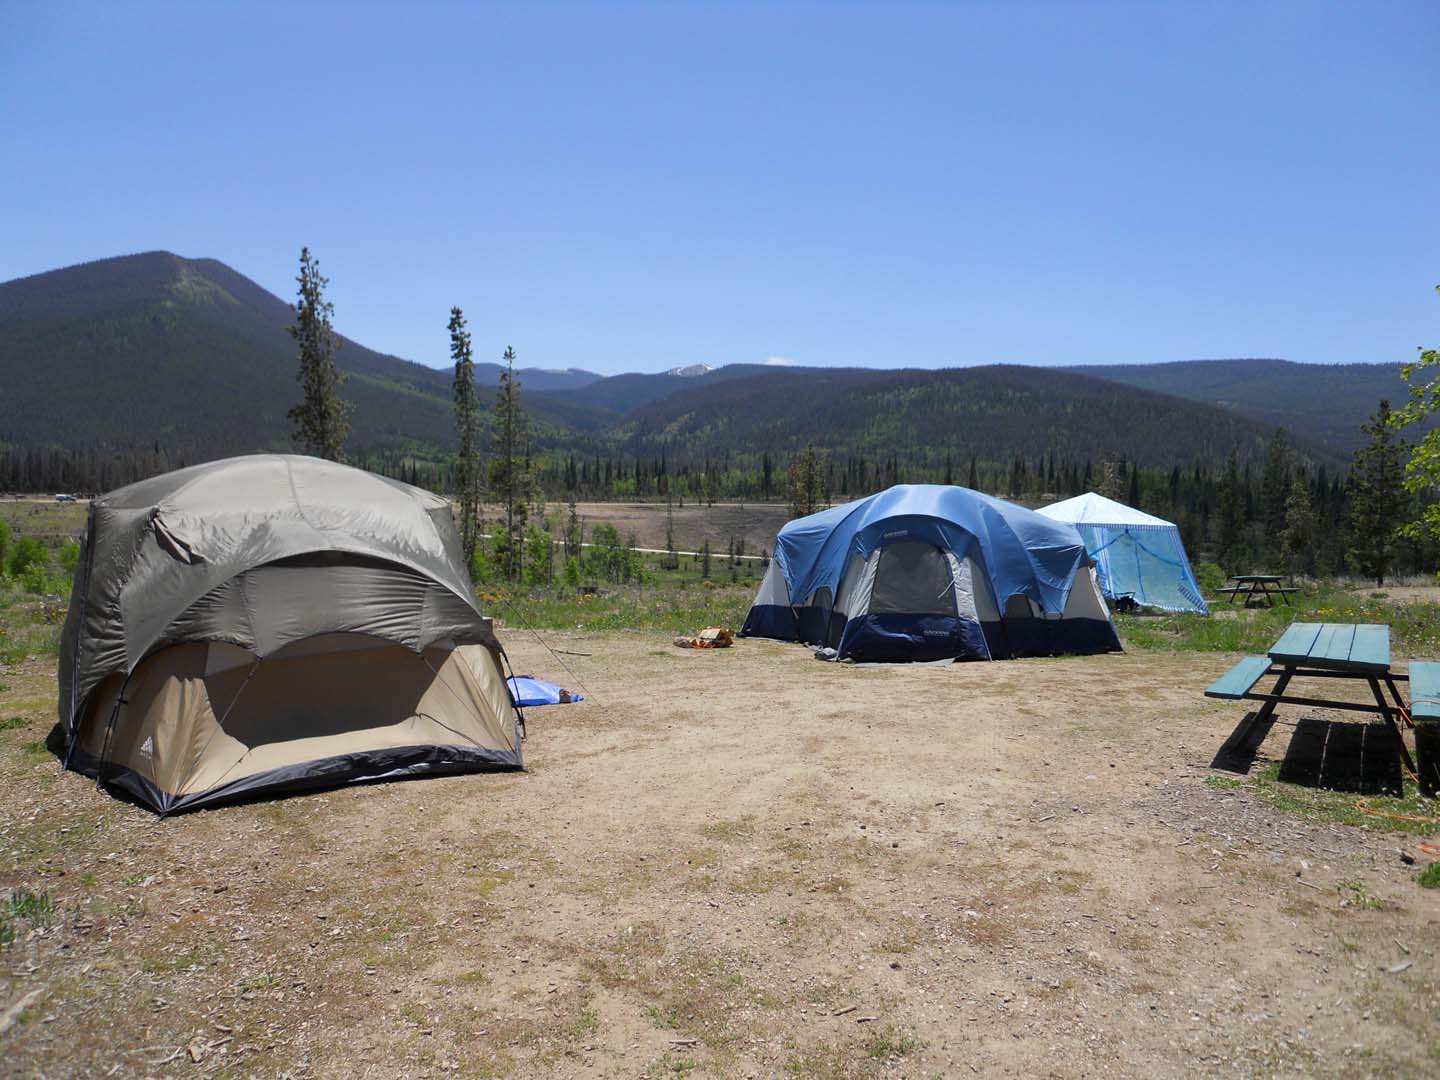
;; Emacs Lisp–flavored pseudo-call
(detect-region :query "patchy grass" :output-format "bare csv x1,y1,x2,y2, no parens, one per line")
1205,775,1245,790
1416,862,1440,889
1,886,56,945
1117,585,1440,657
1336,879,1394,911
479,569,754,636
1220,762,1440,837
0,714,29,730
865,1026,923,1060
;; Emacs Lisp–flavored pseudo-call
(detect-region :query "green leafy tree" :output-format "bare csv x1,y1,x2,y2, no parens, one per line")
490,346,529,581
287,247,351,460
6,536,47,579
0,520,11,569
449,307,480,569
587,523,629,584
1348,399,1408,585
522,524,553,587
1393,287,1440,558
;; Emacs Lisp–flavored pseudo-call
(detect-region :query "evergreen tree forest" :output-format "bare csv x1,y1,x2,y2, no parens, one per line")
4,403,1438,583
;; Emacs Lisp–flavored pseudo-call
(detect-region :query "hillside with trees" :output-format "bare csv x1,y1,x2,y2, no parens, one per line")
1068,359,1414,453
3,251,1432,587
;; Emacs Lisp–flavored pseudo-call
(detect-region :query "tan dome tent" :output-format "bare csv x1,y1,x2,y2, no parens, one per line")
58,454,522,815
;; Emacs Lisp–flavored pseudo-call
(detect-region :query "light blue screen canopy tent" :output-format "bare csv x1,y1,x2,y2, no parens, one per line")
1037,492,1208,615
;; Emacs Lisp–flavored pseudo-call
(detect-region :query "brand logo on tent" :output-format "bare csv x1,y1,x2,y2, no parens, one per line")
882,530,909,539
139,735,154,760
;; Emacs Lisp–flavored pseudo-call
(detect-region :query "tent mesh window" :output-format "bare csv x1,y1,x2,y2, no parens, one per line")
870,542,956,615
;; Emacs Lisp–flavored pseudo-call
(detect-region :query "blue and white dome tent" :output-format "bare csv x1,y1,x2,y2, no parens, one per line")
1036,492,1208,615
741,484,1122,662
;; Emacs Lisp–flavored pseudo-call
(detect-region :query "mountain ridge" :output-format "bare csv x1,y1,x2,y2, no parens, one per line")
0,252,1391,477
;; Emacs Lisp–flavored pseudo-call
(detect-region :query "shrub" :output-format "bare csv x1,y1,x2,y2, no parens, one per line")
5,536,46,579
1194,561,1227,596
59,540,80,575
1418,862,1440,889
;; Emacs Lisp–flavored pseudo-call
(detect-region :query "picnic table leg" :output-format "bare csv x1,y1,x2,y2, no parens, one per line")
1248,667,1294,731
1383,675,1414,728
1368,678,1419,781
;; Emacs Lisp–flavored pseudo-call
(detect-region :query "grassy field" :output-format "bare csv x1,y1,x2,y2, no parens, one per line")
1116,584,1440,658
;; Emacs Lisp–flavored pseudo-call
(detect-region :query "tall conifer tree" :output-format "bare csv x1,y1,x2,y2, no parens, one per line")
287,248,351,459
449,307,479,569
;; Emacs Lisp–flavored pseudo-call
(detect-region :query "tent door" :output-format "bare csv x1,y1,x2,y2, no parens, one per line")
835,540,978,662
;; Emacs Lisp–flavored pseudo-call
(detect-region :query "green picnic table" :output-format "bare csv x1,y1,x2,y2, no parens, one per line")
1204,622,1438,783
1214,574,1297,607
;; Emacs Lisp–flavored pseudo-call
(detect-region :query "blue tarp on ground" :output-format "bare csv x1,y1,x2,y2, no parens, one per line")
506,676,583,707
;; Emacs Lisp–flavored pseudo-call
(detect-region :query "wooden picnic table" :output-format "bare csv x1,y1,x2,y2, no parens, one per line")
1205,622,1421,780
1215,574,1297,607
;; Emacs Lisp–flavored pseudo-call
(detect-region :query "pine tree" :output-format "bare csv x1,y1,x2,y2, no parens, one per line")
663,498,679,570
1259,429,1293,559
1281,477,1315,575
1217,452,1247,572
1347,399,1407,585
287,247,351,459
449,307,480,570
490,346,529,581
787,444,823,518
564,496,583,562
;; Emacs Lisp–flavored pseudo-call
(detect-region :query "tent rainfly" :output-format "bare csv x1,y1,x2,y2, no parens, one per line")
740,484,1121,662
1037,492,1208,614
58,454,523,815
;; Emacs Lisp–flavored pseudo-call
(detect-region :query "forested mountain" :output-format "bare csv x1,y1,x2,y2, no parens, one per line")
0,252,598,460
618,364,1298,470
1068,359,1410,452
0,252,1397,497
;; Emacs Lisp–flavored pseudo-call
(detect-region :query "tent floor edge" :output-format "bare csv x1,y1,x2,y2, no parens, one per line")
66,742,523,817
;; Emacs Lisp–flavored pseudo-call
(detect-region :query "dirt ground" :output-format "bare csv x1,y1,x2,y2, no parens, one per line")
493,502,790,555
3,638,1439,1079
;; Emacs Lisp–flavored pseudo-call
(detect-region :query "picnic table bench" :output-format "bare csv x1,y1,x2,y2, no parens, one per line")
1204,622,1424,781
1215,574,1297,607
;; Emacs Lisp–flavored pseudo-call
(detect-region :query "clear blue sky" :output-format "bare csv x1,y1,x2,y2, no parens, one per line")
2,1,1435,375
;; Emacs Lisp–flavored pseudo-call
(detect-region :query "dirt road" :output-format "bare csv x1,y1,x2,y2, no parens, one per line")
2,638,1438,1078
